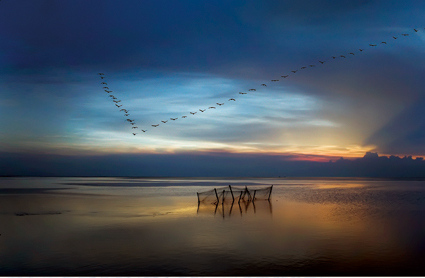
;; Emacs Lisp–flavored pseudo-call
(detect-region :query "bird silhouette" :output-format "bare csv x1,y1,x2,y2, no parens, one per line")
340,55,346,58
249,89,256,91
161,120,168,123
359,49,364,51
300,66,306,69
141,130,147,132
101,82,107,85
132,127,138,129
309,65,315,67
208,106,216,109
152,124,159,127
228,98,235,101
381,41,387,44
393,36,397,39
115,104,122,107
349,53,355,55
414,29,418,32
281,75,289,78
291,70,297,73
98,73,104,75
182,116,187,118
369,44,377,46
319,61,325,64
124,114,129,116
239,92,247,94
216,103,224,106
402,34,409,36
271,79,279,82
261,84,267,86
190,112,197,115
199,109,206,112
132,133,137,136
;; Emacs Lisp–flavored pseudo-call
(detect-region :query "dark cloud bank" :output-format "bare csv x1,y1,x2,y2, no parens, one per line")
1,152,424,178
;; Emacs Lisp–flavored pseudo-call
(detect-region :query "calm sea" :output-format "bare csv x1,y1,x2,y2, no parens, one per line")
0,177,425,276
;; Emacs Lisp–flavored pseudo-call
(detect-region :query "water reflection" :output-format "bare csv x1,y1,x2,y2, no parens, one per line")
197,199,272,218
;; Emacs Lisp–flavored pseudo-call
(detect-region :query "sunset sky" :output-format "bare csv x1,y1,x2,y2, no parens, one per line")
1,0,425,176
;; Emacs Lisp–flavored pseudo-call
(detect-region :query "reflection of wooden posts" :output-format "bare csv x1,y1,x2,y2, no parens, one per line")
252,200,256,213
229,200,234,216
197,192,200,203
222,189,225,203
228,185,234,201
268,185,273,200
253,190,257,201
214,202,218,215
214,188,219,204
268,199,272,214
238,191,243,203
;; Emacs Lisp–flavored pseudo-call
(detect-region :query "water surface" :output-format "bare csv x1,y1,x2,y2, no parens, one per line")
0,177,424,275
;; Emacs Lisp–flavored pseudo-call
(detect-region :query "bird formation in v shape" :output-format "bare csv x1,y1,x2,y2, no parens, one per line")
98,28,423,136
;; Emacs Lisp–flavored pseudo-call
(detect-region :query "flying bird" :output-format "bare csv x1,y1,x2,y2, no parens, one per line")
101,82,107,85
103,87,109,89
349,53,355,55
381,41,387,44
170,118,177,120
402,33,409,36
152,124,159,127
113,100,121,103
161,120,168,123
208,106,216,109
228,98,235,101
281,75,289,78
309,65,315,67
100,77,105,79
291,70,297,73
124,114,129,116
216,103,224,106
190,112,197,115
239,92,247,94
130,122,135,125
120,109,128,112
182,116,187,118
340,55,346,58
261,84,267,86
141,130,147,132
126,119,134,122
271,79,279,82
369,44,377,46
132,127,138,129
332,56,336,59
248,89,256,91
393,36,397,39
414,29,418,32
319,61,325,64
132,133,137,136
98,73,104,75
300,66,306,69
199,109,206,112
115,104,122,108
359,49,364,51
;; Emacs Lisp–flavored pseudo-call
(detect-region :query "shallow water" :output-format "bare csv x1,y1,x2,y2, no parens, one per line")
1,177,425,275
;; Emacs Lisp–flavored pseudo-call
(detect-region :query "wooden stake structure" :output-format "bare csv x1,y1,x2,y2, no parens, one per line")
228,185,234,201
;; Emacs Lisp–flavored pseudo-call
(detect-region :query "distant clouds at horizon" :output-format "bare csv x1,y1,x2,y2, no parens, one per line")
1,0,425,176
1,151,424,178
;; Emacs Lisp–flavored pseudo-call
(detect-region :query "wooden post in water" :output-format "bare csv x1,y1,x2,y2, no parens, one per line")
238,191,243,203
268,185,273,200
222,189,225,203
197,192,200,203
253,190,257,201
228,185,234,202
214,188,219,204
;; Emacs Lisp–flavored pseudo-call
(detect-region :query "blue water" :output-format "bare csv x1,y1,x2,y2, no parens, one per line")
1,177,425,275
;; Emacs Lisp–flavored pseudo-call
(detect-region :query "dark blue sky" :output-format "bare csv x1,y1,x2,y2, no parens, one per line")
1,0,425,176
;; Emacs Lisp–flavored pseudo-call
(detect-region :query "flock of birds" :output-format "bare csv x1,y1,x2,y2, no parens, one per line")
99,28,422,136
97,73,145,135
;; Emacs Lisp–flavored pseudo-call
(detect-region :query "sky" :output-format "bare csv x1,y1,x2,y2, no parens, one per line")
1,0,425,176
